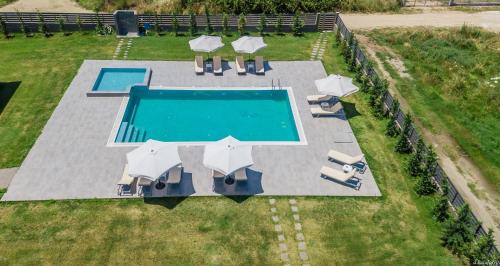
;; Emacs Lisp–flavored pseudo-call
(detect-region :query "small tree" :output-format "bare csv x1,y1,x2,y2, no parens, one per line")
257,13,266,36
172,13,179,36
189,13,197,36
95,10,104,35
395,113,413,153
360,75,371,93
238,14,246,35
348,41,358,72
154,14,162,36
17,12,31,37
433,181,450,222
222,13,229,36
0,16,9,39
342,38,351,63
385,99,400,137
37,12,50,36
76,15,83,32
468,229,498,264
57,16,66,34
291,13,304,36
335,27,341,45
275,13,283,35
415,172,436,196
407,138,426,177
204,7,213,34
441,204,475,256
423,145,438,178
354,64,363,82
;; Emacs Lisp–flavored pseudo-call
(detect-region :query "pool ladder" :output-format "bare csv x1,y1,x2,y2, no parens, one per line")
271,79,282,90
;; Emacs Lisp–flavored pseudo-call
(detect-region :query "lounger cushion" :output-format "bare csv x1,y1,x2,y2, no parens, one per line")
117,165,135,185
320,166,355,182
327,149,364,165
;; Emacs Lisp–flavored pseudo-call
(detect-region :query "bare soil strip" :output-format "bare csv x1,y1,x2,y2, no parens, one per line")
0,0,90,13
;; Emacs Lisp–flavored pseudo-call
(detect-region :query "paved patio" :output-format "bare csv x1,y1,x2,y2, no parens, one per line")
2,60,381,201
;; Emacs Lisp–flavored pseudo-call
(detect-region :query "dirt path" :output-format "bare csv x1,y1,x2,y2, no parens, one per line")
343,11,500,32
0,0,90,13
357,35,500,247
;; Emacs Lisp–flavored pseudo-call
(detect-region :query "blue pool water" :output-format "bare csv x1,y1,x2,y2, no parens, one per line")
93,68,146,91
115,89,300,143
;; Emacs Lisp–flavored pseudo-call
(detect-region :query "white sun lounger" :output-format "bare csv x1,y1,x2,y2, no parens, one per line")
213,56,222,75
311,102,343,117
117,164,135,195
137,177,153,196
320,166,360,190
255,56,265,75
236,56,246,74
234,168,248,181
166,166,183,184
307,95,333,104
327,149,364,165
195,55,204,74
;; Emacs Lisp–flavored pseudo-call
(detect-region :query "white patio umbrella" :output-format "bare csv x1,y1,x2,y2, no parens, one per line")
189,35,224,53
315,74,359,97
203,136,253,176
126,140,181,181
231,36,267,54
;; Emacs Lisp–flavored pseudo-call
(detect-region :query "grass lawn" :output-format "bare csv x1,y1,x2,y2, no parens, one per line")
0,31,457,264
366,27,500,192
128,32,317,61
0,33,117,168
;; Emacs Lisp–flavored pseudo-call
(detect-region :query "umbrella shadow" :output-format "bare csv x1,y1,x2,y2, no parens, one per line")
166,172,196,197
212,169,263,196
144,197,188,209
0,81,21,115
221,60,232,72
341,100,361,120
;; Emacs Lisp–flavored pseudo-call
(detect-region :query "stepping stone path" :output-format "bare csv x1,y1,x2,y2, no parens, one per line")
310,31,328,61
268,198,290,263
113,38,134,60
288,198,310,263
268,197,311,264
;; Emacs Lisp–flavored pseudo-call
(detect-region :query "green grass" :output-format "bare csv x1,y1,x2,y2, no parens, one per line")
0,0,16,8
129,32,317,61
366,27,500,193
0,31,458,264
0,33,117,168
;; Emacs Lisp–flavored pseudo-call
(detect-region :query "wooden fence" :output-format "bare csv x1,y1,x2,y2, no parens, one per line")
0,12,337,33
334,13,499,256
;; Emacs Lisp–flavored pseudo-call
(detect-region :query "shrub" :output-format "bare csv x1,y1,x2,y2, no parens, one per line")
395,113,413,153
275,14,283,35
441,204,475,256
335,27,341,45
57,16,66,34
423,145,438,178
189,13,197,36
360,75,371,93
348,42,357,72
354,64,363,82
0,16,9,39
468,229,498,264
415,173,436,196
407,138,426,177
222,13,229,36
204,7,213,34
37,12,50,37
238,14,246,35
257,14,266,36
291,13,304,36
433,181,450,222
95,11,104,34
154,14,162,36
16,11,31,37
76,15,83,32
172,14,179,36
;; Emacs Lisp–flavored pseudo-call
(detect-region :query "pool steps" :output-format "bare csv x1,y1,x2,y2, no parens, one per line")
115,122,147,143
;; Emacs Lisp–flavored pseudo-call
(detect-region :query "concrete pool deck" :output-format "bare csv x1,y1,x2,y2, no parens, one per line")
2,60,381,201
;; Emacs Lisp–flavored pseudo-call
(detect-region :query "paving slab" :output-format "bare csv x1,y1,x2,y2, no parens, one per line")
2,60,381,201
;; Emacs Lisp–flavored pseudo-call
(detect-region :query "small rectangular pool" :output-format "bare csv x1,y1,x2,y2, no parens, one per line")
113,88,304,144
92,68,147,92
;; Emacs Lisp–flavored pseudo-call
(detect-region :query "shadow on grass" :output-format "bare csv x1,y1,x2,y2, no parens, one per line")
144,197,188,209
0,81,21,115
342,100,362,119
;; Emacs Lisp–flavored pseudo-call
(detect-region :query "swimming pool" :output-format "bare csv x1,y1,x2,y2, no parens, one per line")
92,68,148,92
113,88,305,144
